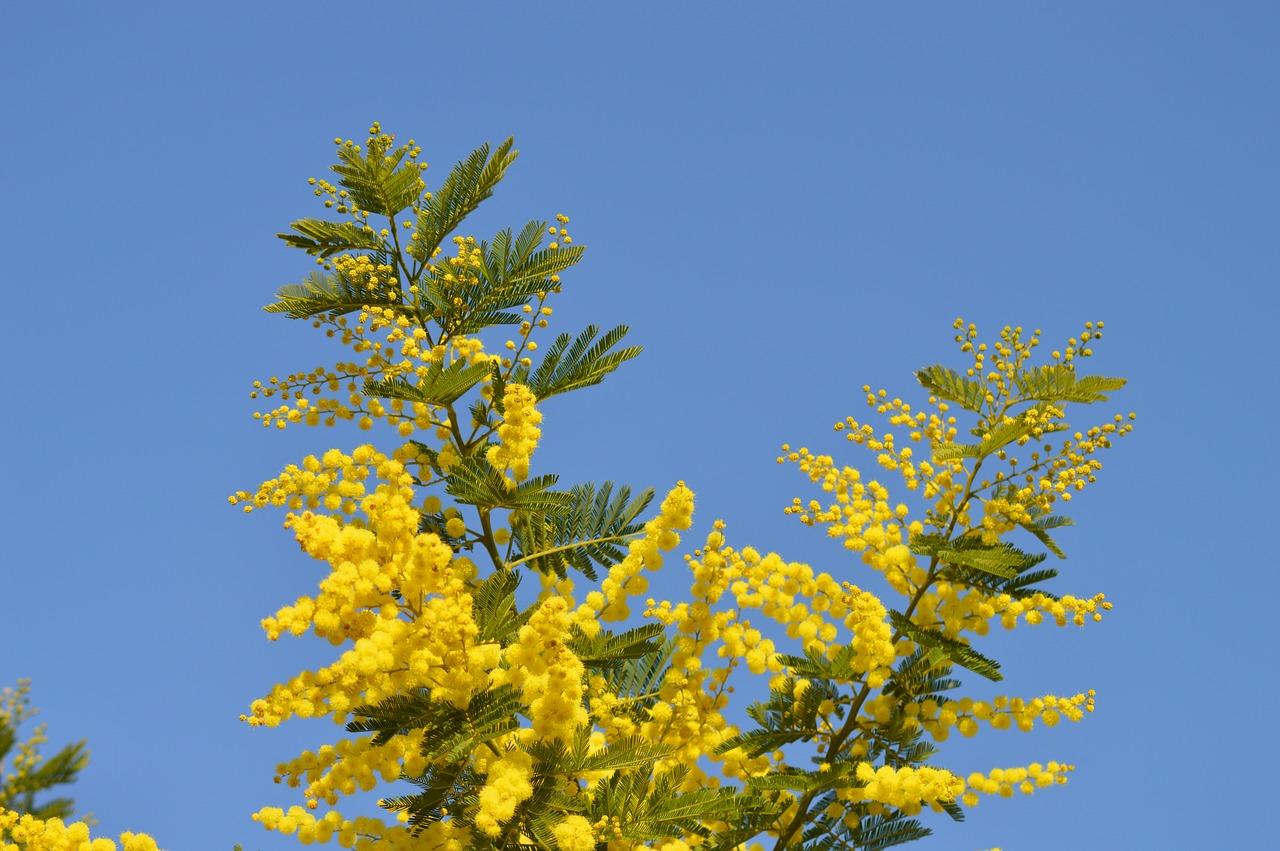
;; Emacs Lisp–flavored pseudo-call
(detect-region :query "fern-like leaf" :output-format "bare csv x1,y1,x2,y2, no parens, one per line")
1014,364,1126,404
510,481,654,579
527,325,643,401
362,360,490,408
577,737,675,773
915,365,988,412
852,812,932,850
888,611,1002,682
330,138,424,217
265,270,373,319
277,218,386,259
469,569,532,644
569,622,667,669
409,138,518,263
601,635,675,712
1019,508,1074,559
930,441,981,462
347,685,521,756
444,456,572,513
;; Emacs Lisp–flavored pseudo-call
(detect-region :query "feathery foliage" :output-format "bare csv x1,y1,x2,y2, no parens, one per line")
0,681,89,824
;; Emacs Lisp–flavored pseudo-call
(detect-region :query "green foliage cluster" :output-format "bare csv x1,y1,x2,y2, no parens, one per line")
0,681,89,823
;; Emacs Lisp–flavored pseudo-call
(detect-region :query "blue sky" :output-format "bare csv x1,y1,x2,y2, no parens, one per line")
2,2,1276,848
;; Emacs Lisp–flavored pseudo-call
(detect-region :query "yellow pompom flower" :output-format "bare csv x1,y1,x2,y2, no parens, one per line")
487,383,542,484
553,815,596,851
505,597,588,743
474,748,536,837
594,482,695,622
0,810,164,851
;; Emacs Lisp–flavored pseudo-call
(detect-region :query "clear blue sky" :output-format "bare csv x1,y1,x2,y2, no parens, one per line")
3,2,1276,848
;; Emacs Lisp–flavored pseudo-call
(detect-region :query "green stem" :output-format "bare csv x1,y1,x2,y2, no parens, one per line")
505,531,644,570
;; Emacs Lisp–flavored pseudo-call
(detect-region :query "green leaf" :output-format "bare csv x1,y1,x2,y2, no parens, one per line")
347,685,521,756
646,787,754,826
265,264,406,319
973,405,1065,454
883,647,961,703
912,533,1021,580
915,365,988,412
26,740,88,789
469,569,532,645
278,218,386,259
852,812,933,850
444,455,572,513
698,803,788,851
777,643,877,685
888,611,1002,681
577,737,675,772
935,544,1022,581
600,635,675,708
420,223,581,333
930,441,980,462
915,533,1044,583
330,137,425,217
569,622,667,668
409,138,519,263
0,718,16,765
1000,567,1061,598
1014,364,1126,404
479,221,586,294
1019,509,1073,559
527,325,643,401
380,759,475,832
746,766,852,794
714,728,818,759
510,481,654,580
907,532,948,558
362,360,491,408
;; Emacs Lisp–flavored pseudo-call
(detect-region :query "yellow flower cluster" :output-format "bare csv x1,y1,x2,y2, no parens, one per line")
0,812,160,851
474,747,536,838
840,763,963,815
248,144,1136,850
230,446,378,514
729,551,842,649
838,396,959,504
743,320,1134,842
242,451,494,727
913,582,1113,638
655,528,897,673
273,730,429,808
777,448,917,581
637,523,901,794
796,322,1136,546
251,805,470,849
862,691,1095,740
486,383,542,484
501,596,588,743
959,761,1074,806
251,300,499,435
552,814,596,851
585,483,695,622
